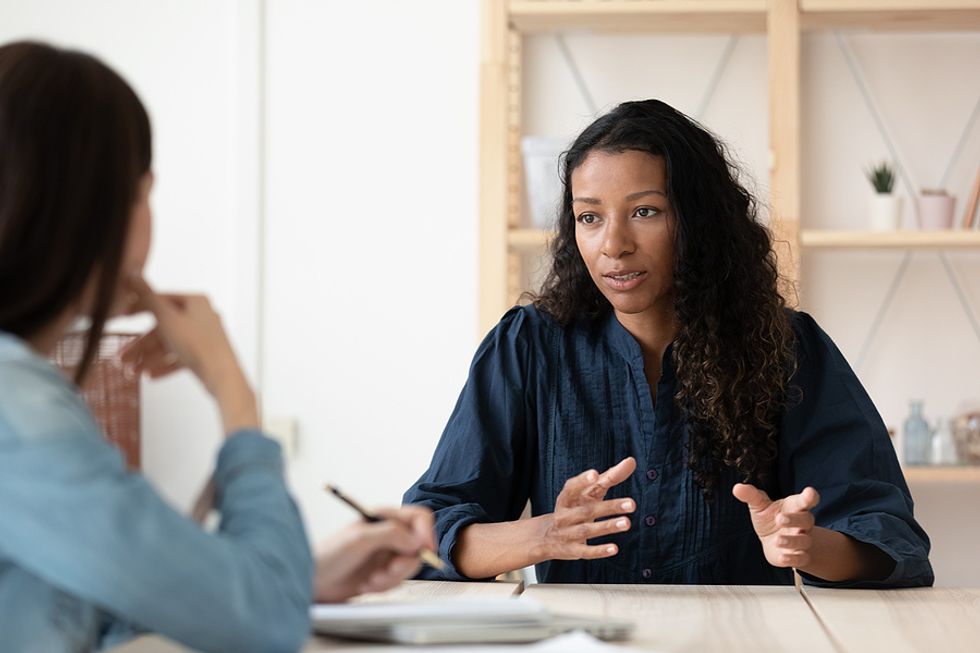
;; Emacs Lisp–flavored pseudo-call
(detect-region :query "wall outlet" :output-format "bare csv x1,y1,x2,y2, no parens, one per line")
264,416,298,459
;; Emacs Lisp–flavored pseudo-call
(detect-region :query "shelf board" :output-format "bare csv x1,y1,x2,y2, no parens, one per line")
904,465,980,482
513,229,980,251
800,230,980,249
509,228,553,251
802,0,980,32
508,1,980,34
508,1,768,34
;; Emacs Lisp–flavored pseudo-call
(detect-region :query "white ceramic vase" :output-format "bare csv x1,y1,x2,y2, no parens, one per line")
869,193,901,231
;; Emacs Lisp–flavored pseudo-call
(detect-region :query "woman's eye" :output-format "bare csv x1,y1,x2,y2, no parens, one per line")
635,207,660,218
577,213,598,225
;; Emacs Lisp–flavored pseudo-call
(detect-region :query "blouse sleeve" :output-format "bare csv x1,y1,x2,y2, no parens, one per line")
777,312,934,588
0,360,313,653
403,307,537,580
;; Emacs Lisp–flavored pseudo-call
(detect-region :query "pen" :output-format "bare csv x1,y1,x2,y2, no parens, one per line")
324,484,445,571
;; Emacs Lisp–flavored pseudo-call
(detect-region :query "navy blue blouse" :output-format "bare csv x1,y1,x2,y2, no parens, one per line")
404,306,933,587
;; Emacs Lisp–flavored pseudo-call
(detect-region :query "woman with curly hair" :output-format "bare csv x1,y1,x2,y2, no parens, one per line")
404,99,932,587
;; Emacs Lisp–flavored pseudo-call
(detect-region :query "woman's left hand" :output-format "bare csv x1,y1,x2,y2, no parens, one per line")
732,483,820,569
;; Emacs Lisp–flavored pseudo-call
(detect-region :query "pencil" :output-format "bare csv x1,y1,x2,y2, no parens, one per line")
324,484,445,571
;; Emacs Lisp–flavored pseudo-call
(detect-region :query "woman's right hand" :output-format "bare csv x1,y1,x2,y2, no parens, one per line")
314,505,436,603
121,276,259,434
536,457,637,561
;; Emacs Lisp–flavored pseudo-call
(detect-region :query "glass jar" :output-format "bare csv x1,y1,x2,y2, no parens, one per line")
903,400,931,465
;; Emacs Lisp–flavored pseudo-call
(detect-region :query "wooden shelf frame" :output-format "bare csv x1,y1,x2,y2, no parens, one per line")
904,465,980,483
506,1,980,35
479,0,980,334
802,230,980,249
509,1,768,34
511,228,980,253
802,0,980,32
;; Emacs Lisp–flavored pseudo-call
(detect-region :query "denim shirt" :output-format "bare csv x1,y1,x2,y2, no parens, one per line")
0,332,313,653
404,306,933,588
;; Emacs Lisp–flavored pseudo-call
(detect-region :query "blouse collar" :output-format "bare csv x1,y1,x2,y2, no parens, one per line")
601,310,677,382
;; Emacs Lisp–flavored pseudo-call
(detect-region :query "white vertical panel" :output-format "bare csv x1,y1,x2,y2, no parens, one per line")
263,0,481,542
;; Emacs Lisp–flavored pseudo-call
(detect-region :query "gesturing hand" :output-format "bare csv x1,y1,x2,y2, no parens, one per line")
733,483,820,569
538,457,637,562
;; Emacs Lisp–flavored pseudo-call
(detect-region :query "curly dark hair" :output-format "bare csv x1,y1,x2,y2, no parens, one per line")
533,99,796,499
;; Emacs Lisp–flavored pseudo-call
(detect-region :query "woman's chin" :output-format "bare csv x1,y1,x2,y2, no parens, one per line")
607,296,659,316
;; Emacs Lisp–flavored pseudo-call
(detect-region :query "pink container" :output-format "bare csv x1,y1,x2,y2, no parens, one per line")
916,192,956,230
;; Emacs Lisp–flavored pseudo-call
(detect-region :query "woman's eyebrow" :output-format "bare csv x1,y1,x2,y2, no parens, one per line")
572,196,602,205
626,189,667,201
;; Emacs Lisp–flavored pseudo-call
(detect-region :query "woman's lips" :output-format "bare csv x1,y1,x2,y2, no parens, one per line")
602,270,648,291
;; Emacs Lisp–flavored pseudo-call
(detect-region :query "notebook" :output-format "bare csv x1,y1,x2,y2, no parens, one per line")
309,596,635,645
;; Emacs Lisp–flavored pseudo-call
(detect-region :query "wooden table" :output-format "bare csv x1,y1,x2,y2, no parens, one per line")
109,581,522,653
524,584,835,653
109,581,980,652
803,587,980,653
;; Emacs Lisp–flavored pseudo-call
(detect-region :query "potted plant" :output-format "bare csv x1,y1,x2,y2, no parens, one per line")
917,188,957,230
865,161,901,231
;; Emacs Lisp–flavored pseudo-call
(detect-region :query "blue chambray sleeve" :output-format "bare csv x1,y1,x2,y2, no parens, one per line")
403,307,536,580
0,361,313,653
777,312,934,588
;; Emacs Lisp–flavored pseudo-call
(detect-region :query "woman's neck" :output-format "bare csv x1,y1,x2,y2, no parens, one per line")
614,306,677,369
25,311,76,357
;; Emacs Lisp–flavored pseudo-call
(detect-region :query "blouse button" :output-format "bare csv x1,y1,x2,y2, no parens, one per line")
641,568,653,579
644,515,657,527
646,469,658,481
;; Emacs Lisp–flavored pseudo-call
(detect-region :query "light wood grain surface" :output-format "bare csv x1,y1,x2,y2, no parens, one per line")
105,581,980,653
804,586,980,653
523,583,835,653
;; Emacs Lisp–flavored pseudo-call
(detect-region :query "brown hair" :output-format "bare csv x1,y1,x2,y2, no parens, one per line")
0,41,151,381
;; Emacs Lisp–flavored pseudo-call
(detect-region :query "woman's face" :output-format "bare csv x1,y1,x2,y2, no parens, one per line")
125,173,153,278
111,172,153,314
572,149,676,319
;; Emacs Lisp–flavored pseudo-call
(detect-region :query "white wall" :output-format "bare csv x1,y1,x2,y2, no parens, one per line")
0,0,481,544
261,0,480,542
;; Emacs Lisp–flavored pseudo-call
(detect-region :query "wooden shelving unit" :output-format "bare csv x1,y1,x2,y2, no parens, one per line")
511,228,980,252
802,0,980,32
904,465,980,483
479,0,980,334
507,1,980,34
508,0,769,33
801,230,980,249
479,1,980,484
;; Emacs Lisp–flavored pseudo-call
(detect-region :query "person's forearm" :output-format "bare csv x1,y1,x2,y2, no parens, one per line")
798,526,895,582
454,517,552,579
215,368,259,435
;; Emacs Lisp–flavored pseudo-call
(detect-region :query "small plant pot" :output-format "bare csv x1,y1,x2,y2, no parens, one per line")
917,193,956,230
869,193,901,231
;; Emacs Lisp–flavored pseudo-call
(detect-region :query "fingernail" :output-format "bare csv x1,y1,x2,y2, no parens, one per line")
606,545,617,554
622,500,633,511
616,519,628,529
